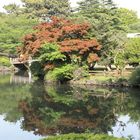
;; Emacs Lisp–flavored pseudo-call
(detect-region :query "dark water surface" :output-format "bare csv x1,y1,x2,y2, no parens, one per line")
0,73,140,140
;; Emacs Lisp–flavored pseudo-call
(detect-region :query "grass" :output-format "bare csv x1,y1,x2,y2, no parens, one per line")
42,133,127,140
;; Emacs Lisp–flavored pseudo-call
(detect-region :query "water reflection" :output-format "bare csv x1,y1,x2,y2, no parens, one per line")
0,115,41,140
0,73,41,140
10,70,32,84
0,73,140,140
19,81,117,135
111,115,140,140
19,81,140,139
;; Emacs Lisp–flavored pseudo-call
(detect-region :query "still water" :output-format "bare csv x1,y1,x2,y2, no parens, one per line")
0,72,140,140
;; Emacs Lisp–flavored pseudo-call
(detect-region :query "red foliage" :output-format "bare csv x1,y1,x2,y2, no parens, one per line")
60,39,101,54
19,16,101,64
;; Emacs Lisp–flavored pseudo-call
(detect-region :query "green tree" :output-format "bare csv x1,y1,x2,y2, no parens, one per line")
3,3,22,15
129,20,140,33
21,0,71,19
125,38,140,65
76,0,127,70
115,8,139,32
0,14,37,54
114,37,140,74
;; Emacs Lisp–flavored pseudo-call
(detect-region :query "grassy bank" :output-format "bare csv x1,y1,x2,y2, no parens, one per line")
44,67,137,87
70,74,130,87
69,70,140,88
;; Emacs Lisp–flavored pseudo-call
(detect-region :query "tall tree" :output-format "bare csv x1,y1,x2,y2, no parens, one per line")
129,20,140,33
0,14,37,54
19,17,101,64
115,8,139,32
3,3,22,15
18,17,101,80
125,38,140,65
76,0,127,70
21,0,71,19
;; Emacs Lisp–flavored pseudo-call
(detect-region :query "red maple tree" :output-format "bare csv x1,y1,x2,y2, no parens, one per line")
18,16,101,68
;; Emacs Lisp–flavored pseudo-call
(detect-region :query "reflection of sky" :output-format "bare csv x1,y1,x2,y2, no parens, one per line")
0,115,43,140
108,115,140,140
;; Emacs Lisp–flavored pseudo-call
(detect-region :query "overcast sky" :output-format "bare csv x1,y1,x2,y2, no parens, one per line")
0,0,140,17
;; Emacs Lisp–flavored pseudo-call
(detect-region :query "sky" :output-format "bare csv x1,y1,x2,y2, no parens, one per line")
0,0,140,17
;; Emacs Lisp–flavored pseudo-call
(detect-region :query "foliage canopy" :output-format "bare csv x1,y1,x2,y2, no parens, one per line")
19,16,101,80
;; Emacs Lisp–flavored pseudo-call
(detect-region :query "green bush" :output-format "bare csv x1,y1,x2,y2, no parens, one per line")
0,57,11,67
46,64,75,83
42,133,127,140
129,67,140,85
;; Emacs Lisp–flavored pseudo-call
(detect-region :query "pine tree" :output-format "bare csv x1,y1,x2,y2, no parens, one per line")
76,0,126,69
21,0,71,19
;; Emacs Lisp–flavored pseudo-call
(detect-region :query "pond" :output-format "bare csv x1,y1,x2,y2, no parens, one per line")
0,72,140,140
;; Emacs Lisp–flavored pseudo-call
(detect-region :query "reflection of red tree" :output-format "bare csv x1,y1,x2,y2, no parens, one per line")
19,101,57,135
19,95,116,136
19,100,100,135
58,117,98,128
18,16,101,68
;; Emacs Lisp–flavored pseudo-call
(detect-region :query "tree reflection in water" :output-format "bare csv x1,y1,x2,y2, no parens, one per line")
1,73,140,138
19,81,121,136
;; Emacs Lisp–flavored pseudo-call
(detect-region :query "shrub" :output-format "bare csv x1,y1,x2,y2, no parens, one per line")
0,57,11,67
42,133,127,140
46,64,75,83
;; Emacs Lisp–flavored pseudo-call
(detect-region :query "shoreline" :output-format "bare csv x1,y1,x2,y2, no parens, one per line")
0,67,139,88
69,76,140,88
45,78,140,88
